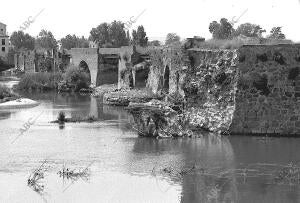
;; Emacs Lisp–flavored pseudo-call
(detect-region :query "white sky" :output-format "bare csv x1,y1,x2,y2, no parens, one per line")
1,0,300,42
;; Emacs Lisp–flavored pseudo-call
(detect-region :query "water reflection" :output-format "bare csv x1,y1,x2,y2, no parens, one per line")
129,134,238,202
1,77,300,202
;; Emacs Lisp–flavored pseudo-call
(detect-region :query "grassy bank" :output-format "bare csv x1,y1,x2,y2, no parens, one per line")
16,66,91,92
16,72,63,91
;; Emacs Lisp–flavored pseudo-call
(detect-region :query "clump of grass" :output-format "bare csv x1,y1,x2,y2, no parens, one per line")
57,111,66,123
58,164,90,181
27,160,48,194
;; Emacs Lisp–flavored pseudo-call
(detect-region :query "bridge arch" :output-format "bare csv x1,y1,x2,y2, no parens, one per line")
70,48,99,87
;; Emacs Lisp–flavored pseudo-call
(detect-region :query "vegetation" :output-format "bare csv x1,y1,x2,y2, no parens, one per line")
35,29,57,49
209,18,288,42
131,25,148,46
148,40,161,46
57,111,66,123
60,34,89,50
89,21,129,48
10,31,35,50
0,84,18,103
17,72,63,90
165,33,181,45
267,27,286,39
63,65,90,91
0,57,14,72
233,23,266,38
209,18,234,39
51,113,99,123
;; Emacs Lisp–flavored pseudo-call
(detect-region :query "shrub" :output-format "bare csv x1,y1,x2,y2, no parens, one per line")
17,72,63,90
57,111,66,123
0,85,13,99
63,65,91,91
197,38,245,50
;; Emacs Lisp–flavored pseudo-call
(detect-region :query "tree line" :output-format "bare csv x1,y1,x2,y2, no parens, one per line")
209,18,286,40
9,18,288,51
10,20,157,51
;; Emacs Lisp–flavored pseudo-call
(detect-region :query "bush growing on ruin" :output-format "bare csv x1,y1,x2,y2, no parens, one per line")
197,38,245,49
64,65,91,91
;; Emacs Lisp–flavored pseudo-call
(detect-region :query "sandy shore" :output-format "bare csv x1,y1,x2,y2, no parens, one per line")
0,98,40,109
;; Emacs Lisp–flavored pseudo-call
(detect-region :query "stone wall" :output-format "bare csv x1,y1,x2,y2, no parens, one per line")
146,44,300,136
14,51,36,72
230,44,300,135
183,49,239,133
70,48,99,86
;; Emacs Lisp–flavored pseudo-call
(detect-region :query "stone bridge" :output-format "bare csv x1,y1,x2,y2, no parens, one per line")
70,46,151,87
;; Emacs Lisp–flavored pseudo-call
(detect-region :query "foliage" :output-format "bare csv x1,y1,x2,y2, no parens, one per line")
36,29,57,49
60,34,89,50
10,31,35,50
148,40,161,46
57,111,66,122
89,21,129,48
149,49,164,68
0,84,14,99
267,27,286,40
37,57,53,72
131,25,148,46
63,65,91,91
233,23,266,38
165,33,181,45
0,57,14,72
197,38,245,49
209,18,234,39
17,72,63,90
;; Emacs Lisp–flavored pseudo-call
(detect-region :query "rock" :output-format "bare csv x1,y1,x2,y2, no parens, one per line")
127,99,192,138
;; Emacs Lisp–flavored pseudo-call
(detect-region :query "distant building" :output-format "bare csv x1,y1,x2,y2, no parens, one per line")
0,22,9,59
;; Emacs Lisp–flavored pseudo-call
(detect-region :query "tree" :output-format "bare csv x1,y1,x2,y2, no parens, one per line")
10,31,35,50
131,25,148,47
165,33,181,45
148,40,161,46
109,21,129,47
267,27,286,40
89,21,129,48
60,34,89,50
209,18,234,39
89,23,110,46
234,23,266,38
36,29,57,49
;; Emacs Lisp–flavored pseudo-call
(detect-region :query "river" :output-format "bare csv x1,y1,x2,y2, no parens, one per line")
0,76,300,202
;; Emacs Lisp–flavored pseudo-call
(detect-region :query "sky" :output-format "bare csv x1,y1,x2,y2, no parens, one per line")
1,0,300,42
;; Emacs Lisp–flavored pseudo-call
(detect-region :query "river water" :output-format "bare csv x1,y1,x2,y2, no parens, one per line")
1,77,300,202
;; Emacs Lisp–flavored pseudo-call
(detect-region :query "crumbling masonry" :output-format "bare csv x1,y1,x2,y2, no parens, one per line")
146,44,300,136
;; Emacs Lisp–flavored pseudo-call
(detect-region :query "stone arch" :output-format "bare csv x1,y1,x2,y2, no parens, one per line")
70,48,99,87
163,65,170,93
